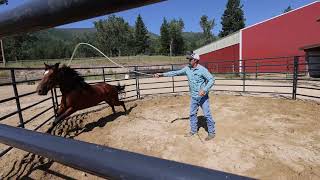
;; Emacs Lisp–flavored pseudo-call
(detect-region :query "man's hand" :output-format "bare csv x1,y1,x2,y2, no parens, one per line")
199,90,206,96
153,73,162,78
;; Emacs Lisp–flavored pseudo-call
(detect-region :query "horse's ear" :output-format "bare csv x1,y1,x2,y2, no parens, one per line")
44,63,49,70
54,63,60,70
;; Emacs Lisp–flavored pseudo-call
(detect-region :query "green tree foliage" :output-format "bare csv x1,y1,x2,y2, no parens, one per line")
3,33,37,61
169,18,185,56
1,28,98,61
283,6,293,13
160,18,170,55
160,18,185,56
219,0,245,38
94,15,134,57
200,15,215,44
0,0,8,5
134,14,149,55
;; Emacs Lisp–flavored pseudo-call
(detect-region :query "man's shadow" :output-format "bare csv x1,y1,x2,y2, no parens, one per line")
171,115,209,133
197,116,209,132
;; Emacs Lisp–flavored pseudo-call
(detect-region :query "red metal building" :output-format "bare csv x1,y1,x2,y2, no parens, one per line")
195,1,320,73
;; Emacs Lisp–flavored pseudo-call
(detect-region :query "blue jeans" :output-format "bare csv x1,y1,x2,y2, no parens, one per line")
189,95,215,135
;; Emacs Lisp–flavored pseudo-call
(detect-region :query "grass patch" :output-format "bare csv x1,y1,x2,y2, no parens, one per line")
3,56,187,68
0,70,9,78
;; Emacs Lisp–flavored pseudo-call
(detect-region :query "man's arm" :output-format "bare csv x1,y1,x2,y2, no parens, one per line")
202,69,215,94
154,67,187,77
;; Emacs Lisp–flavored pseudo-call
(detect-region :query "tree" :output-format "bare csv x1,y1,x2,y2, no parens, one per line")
0,0,8,5
168,18,185,56
3,33,37,61
159,18,185,56
160,18,170,55
283,6,293,13
200,15,215,44
94,15,134,56
134,14,149,55
219,0,245,38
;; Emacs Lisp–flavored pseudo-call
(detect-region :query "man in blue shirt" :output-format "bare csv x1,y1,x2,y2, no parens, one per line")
154,52,216,141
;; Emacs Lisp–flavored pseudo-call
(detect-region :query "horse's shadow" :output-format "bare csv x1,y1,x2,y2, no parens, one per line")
66,105,136,138
2,105,136,180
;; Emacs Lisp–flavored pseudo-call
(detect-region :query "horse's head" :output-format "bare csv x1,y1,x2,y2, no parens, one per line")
37,63,60,95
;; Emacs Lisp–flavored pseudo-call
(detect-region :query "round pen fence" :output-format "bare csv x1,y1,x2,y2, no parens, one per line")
0,55,319,179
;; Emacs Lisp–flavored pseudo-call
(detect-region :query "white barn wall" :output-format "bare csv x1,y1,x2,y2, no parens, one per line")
194,31,240,55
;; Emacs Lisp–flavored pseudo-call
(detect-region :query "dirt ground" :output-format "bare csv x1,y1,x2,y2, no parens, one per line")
1,92,320,179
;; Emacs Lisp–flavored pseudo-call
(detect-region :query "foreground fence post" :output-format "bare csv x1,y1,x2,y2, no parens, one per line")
292,56,299,100
10,69,24,128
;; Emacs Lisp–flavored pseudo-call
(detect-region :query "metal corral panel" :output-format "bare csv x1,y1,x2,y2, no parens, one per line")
194,32,240,56
242,1,320,73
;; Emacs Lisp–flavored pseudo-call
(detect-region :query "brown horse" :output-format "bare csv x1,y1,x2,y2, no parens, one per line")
37,63,127,130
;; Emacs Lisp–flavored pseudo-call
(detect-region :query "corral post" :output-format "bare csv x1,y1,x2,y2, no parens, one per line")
134,66,140,99
0,39,5,66
292,56,299,100
53,88,59,108
255,63,258,80
102,67,106,83
242,60,246,92
10,69,24,128
232,64,235,75
286,59,289,79
171,64,175,93
50,89,57,118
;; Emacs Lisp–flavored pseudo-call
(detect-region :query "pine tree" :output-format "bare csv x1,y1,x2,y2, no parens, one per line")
168,18,185,56
160,18,170,55
134,14,149,55
200,15,215,44
219,0,245,38
283,6,293,13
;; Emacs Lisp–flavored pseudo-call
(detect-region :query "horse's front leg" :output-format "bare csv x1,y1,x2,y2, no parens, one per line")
47,107,76,133
53,107,76,125
56,96,66,117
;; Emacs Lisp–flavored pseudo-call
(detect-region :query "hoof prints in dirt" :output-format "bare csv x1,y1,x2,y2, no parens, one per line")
1,114,89,180
1,105,136,179
2,152,52,179
49,113,88,138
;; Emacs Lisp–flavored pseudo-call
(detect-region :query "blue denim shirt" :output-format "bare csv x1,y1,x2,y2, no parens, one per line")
163,64,215,98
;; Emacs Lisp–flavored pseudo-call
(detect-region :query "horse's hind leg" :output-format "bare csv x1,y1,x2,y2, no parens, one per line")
111,105,116,114
106,101,116,114
121,101,127,112
115,100,126,112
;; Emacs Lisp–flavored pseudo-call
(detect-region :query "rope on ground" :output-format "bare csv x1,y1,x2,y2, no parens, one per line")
68,42,153,77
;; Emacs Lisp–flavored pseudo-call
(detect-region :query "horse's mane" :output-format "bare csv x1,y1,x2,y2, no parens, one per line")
57,65,89,93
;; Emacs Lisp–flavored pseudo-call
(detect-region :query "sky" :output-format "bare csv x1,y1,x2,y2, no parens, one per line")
0,0,317,35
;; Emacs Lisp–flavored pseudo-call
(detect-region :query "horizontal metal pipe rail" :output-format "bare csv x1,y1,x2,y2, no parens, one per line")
0,124,249,180
0,0,165,37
